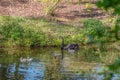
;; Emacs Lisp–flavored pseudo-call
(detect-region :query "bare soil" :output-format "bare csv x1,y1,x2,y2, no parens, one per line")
0,0,109,25
0,0,45,18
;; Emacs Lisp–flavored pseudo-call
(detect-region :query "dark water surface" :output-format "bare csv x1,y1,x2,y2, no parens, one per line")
0,47,119,80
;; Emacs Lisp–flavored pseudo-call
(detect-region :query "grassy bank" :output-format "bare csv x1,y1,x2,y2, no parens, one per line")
0,16,85,47
0,15,119,47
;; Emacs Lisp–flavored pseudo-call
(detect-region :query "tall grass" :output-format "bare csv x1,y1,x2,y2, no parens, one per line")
0,16,118,48
0,16,84,47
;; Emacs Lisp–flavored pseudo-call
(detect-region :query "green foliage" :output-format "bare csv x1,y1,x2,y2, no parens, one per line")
96,0,120,41
108,59,120,72
97,0,120,14
1,20,23,40
114,17,120,40
84,18,105,37
83,18,107,43
99,59,120,80
0,16,46,47
22,29,45,47
0,16,24,46
0,16,84,47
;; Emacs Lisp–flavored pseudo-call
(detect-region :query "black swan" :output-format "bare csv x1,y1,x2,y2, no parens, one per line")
59,36,79,52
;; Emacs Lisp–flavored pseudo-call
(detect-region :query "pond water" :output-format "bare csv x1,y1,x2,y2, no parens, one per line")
0,46,120,80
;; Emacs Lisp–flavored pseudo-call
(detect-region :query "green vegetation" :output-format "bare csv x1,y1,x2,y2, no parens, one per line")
97,0,120,14
0,0,120,79
0,16,84,47
96,58,120,80
114,18,120,40
0,16,120,48
83,18,109,43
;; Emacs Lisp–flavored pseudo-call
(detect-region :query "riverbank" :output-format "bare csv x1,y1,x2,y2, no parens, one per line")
0,15,119,48
0,15,85,47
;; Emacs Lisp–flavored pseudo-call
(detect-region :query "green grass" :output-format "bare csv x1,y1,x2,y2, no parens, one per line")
0,16,84,47
0,15,119,48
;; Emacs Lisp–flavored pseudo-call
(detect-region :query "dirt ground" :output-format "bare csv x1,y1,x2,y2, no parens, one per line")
0,0,109,25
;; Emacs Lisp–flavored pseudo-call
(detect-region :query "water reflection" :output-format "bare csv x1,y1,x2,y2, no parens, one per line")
0,58,45,80
19,62,45,80
0,47,119,80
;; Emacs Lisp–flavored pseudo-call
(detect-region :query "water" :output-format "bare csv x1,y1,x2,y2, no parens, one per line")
0,47,120,80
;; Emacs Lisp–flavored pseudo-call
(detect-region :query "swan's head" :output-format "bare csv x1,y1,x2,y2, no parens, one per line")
59,36,63,39
59,36,64,47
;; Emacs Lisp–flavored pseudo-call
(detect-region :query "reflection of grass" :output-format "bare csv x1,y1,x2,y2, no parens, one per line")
0,46,120,79
77,42,120,64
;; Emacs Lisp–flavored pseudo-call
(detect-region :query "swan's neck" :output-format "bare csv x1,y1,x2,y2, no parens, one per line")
61,37,64,49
